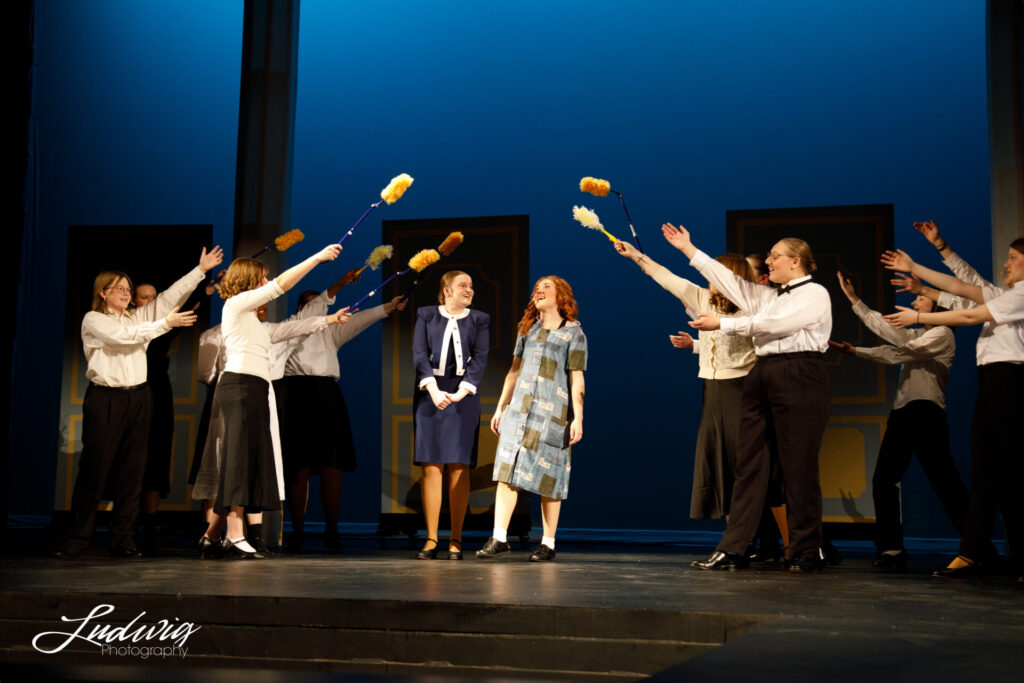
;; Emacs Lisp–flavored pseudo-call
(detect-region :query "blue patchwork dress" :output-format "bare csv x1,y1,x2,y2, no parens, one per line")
492,320,588,500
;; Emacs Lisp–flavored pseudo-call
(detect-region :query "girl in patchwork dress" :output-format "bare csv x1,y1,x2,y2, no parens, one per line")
477,276,587,562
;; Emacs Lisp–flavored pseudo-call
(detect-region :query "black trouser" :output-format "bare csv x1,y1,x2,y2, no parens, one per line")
63,383,152,553
718,353,830,559
960,363,1024,569
872,400,969,553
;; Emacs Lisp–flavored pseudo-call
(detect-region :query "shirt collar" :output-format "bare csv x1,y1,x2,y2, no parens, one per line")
438,305,470,320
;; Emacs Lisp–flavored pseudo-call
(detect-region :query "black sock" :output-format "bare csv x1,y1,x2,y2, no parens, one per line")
247,523,263,543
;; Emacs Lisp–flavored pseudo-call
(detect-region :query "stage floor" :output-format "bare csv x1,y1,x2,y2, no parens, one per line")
2,538,1023,681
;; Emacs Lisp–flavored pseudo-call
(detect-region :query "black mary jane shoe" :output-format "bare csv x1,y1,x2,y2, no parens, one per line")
416,538,439,560
933,556,981,579
221,538,267,560
690,551,748,571
249,535,273,557
529,544,556,562
447,540,463,561
476,537,511,559
198,536,223,559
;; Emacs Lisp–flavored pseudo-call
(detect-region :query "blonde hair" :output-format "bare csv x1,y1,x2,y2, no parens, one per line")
91,271,133,313
777,238,817,273
437,270,469,304
219,258,269,300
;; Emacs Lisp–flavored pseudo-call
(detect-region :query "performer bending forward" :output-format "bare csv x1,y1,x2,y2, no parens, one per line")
412,271,489,560
666,223,833,573
477,276,587,562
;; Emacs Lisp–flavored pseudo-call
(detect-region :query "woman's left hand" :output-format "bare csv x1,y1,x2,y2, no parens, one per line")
199,246,225,273
883,305,917,329
880,249,915,272
383,296,407,314
446,388,470,403
613,240,638,259
569,419,583,446
688,312,721,331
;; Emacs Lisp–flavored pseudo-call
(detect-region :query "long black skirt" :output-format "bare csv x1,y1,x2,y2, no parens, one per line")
193,372,280,512
187,379,216,486
279,375,357,483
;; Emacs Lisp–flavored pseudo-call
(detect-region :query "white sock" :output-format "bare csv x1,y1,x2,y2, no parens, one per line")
492,528,507,543
229,537,256,553
882,549,903,557
542,536,556,550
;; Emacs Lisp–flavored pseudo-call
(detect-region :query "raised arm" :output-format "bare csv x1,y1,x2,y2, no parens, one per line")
83,306,195,348
880,249,984,304
613,239,706,311
837,272,914,346
137,245,224,321
276,244,342,293
326,268,362,298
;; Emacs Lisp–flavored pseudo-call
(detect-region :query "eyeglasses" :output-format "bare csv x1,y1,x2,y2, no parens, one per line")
105,286,131,294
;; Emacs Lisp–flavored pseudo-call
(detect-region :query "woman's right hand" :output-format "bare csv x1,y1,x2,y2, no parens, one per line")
891,272,923,295
661,223,693,253
913,220,941,245
669,331,694,349
165,305,197,328
428,384,450,411
316,244,343,263
490,406,503,435
613,240,639,260
326,306,353,325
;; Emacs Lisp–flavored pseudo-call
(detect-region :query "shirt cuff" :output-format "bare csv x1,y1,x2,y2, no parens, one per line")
689,249,711,269
418,377,437,390
458,381,477,395
719,317,738,335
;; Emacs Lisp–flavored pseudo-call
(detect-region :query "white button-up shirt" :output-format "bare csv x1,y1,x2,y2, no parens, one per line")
690,250,832,355
80,266,205,387
851,300,955,410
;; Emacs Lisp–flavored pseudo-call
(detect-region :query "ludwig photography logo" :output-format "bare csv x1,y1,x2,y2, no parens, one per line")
32,603,201,659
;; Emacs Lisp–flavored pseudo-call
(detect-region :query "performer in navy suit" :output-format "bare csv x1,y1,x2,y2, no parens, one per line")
413,271,489,560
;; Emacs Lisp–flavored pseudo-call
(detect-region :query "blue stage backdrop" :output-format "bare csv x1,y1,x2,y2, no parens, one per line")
16,0,991,541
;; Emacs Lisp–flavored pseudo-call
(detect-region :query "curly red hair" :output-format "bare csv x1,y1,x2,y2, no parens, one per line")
516,275,579,337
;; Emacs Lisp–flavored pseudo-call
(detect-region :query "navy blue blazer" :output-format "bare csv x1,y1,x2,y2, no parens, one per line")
413,306,489,393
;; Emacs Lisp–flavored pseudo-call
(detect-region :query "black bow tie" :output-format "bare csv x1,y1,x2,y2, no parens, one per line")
778,280,811,296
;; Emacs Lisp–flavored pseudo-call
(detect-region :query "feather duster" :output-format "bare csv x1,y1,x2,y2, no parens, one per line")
363,244,394,271
572,205,618,242
437,232,464,257
408,249,440,272
579,176,611,197
274,229,305,251
380,173,414,205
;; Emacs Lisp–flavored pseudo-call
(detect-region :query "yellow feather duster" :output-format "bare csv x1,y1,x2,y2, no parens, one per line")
580,176,611,197
361,244,394,273
408,249,440,272
572,205,617,242
380,173,414,205
437,232,464,257
274,229,305,251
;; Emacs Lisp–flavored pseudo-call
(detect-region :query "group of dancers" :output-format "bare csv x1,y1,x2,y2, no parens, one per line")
57,218,1023,576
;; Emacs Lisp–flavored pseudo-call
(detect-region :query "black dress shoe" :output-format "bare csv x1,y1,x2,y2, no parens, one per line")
416,538,439,560
789,550,826,574
476,537,511,559
198,536,222,559
933,556,981,578
222,538,267,560
109,546,142,559
55,547,82,560
745,542,784,564
872,549,908,569
690,551,748,571
529,544,556,562
447,540,463,561
249,535,273,557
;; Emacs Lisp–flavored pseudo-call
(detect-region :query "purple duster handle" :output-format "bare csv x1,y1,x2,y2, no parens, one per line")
612,190,644,254
348,268,409,311
338,199,385,247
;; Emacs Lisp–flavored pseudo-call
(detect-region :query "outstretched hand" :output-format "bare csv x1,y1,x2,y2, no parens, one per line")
688,312,720,331
384,295,407,314
913,220,941,245
827,339,856,355
661,223,693,253
199,246,225,273
883,305,917,329
317,244,343,263
836,271,859,303
880,249,915,273
326,306,353,325
891,272,923,295
166,305,197,328
669,331,695,349
339,268,362,286
613,239,639,259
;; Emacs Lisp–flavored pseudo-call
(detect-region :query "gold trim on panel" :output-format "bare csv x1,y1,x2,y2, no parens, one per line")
65,414,82,509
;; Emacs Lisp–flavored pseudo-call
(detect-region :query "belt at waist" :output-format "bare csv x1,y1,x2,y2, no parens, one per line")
90,382,148,392
757,351,824,361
